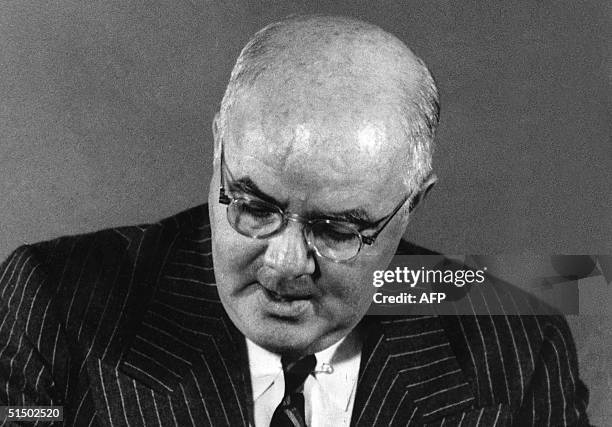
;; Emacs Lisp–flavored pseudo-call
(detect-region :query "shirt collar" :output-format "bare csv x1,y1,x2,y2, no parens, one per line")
246,332,361,408
247,339,283,401
311,331,361,411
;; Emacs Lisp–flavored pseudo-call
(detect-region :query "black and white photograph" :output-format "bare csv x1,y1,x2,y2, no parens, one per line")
0,1,610,426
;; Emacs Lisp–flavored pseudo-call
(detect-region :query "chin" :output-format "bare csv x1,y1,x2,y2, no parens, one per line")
249,321,320,354
257,339,309,356
251,318,355,356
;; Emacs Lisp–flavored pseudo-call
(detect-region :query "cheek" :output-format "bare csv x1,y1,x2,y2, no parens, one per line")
320,263,379,312
323,245,398,307
211,207,266,280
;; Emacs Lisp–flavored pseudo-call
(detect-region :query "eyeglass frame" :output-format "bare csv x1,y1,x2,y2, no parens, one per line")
217,141,413,262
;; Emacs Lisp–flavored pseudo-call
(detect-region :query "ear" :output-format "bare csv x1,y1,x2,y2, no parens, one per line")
212,112,222,165
408,172,437,213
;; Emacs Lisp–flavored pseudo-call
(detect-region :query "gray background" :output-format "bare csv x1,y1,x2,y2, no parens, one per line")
0,0,610,423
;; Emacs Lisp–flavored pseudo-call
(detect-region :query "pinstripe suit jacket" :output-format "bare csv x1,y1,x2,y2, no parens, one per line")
0,205,590,426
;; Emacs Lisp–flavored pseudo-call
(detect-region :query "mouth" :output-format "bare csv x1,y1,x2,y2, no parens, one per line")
263,287,312,302
256,283,314,317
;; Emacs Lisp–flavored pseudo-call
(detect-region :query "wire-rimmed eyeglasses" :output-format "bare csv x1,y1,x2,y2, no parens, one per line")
218,144,412,262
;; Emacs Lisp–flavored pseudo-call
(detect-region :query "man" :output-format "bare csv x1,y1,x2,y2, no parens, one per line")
0,15,589,426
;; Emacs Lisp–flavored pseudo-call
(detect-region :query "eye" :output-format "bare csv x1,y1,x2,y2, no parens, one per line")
323,228,355,242
313,222,360,245
241,202,277,219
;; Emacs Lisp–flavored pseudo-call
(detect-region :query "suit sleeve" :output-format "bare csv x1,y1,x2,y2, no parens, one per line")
514,316,591,426
0,245,68,413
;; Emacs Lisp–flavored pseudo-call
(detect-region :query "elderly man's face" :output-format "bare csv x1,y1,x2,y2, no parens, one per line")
209,88,414,355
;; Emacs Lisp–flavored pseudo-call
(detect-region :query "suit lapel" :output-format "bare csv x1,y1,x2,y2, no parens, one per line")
114,218,251,426
352,315,476,427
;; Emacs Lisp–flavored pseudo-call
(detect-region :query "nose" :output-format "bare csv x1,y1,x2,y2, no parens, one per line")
262,218,316,279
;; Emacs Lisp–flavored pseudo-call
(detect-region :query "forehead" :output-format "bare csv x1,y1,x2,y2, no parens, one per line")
224,90,410,213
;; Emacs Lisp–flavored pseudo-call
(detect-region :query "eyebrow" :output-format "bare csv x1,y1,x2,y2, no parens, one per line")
227,177,285,207
227,176,383,229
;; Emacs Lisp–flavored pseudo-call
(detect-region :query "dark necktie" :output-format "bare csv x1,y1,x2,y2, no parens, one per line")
270,354,317,427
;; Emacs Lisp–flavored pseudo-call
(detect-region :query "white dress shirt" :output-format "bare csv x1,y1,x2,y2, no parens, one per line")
246,332,362,427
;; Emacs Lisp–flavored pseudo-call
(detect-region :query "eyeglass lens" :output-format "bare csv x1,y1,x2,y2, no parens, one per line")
226,198,362,261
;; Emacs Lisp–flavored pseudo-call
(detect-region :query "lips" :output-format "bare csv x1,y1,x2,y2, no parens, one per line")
256,282,314,317
264,287,312,302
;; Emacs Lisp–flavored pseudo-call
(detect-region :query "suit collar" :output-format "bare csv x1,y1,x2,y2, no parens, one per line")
115,217,252,426
350,239,477,426
351,315,476,426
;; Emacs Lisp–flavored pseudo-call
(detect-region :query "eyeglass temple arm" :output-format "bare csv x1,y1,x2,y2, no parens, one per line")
219,165,231,205
219,187,231,205
218,141,232,205
361,194,413,246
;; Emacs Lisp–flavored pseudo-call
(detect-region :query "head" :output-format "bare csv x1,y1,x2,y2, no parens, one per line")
208,15,439,356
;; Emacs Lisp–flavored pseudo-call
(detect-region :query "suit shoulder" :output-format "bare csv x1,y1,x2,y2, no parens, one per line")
1,204,209,283
0,204,210,332
439,312,571,351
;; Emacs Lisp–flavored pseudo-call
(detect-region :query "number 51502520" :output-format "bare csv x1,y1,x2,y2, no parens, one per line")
1,406,63,422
